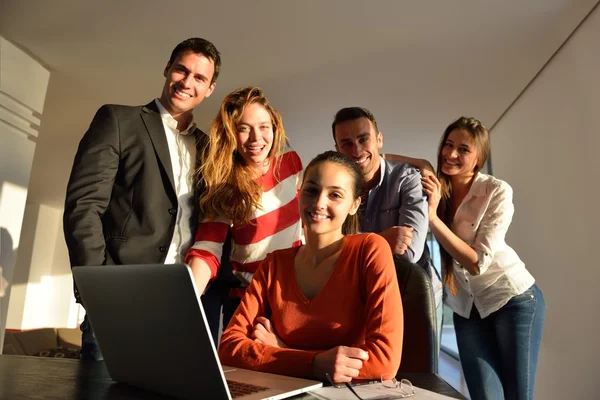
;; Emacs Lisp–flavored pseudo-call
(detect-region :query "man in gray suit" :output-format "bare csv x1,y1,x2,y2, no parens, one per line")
64,38,221,360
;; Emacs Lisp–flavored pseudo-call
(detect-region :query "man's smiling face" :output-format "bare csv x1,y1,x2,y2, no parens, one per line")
334,117,383,183
159,50,216,119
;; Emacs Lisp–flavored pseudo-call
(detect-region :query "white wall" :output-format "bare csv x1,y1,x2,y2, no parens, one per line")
6,204,81,331
491,6,600,399
0,36,49,352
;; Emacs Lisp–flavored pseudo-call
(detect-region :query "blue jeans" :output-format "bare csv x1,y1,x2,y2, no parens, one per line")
80,315,103,361
201,295,241,347
453,284,545,400
222,297,241,331
201,293,224,346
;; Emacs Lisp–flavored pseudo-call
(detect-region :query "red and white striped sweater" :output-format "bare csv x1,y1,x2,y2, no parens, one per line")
185,150,303,298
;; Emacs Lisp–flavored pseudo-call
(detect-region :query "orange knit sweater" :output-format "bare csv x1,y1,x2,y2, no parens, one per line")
218,233,403,380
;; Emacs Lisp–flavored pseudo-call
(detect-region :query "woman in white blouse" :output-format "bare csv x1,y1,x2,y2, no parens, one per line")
421,117,545,400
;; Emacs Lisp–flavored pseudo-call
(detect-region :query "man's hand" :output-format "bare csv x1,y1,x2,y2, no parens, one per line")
419,162,436,179
252,317,287,348
379,226,413,255
312,346,369,383
381,154,435,179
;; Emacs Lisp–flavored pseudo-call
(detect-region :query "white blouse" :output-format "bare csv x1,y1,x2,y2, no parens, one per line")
445,173,535,318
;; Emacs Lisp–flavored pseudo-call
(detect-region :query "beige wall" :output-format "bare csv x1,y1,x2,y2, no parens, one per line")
7,203,82,331
3,69,101,334
491,6,600,399
0,36,49,352
0,38,82,338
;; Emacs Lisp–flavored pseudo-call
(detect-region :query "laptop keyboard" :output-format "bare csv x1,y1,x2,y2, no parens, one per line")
227,380,269,398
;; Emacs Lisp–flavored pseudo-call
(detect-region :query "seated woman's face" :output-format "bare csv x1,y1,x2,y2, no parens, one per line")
299,161,359,236
235,103,274,172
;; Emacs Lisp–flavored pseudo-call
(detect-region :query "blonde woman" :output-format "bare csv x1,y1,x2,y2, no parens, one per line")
185,87,303,335
422,117,545,400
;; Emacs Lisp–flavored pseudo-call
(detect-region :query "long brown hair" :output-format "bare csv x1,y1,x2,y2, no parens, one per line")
436,117,490,295
197,86,288,225
302,151,364,235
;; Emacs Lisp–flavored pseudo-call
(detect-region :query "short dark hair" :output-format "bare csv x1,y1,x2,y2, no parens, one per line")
331,107,379,142
167,38,222,85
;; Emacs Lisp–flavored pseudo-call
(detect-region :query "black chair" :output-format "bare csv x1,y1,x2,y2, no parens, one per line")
394,258,438,374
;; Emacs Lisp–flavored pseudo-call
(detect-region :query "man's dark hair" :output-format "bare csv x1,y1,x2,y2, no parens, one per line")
167,38,222,85
331,107,379,142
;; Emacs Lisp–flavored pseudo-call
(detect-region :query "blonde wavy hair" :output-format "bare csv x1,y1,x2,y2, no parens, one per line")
197,86,288,225
436,116,490,295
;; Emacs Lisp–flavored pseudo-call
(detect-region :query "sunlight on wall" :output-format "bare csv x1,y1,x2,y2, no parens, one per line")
1,35,50,354
20,273,83,329
0,181,29,352
0,181,28,249
0,181,28,294
5,203,84,330
0,268,6,298
9,273,83,330
20,276,52,329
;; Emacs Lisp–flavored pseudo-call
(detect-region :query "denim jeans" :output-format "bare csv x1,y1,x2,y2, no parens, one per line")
453,284,545,400
222,297,241,332
80,314,103,361
201,295,241,347
201,293,224,346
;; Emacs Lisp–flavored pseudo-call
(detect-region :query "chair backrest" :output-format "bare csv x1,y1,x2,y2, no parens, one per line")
394,258,438,374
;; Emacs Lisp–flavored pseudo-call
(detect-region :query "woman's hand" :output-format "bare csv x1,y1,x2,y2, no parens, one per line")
312,346,369,383
422,175,442,222
251,317,288,348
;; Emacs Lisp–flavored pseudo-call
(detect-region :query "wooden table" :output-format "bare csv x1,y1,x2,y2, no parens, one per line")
0,355,466,399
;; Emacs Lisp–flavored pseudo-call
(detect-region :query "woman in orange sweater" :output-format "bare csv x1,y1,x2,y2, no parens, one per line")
219,151,403,383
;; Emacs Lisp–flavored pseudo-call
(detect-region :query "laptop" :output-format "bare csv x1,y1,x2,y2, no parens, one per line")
72,263,323,400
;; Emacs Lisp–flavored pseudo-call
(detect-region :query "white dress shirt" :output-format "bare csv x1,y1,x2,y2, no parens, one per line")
154,99,197,264
445,173,535,318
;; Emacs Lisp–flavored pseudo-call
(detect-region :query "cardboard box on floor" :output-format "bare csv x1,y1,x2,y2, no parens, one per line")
3,328,81,356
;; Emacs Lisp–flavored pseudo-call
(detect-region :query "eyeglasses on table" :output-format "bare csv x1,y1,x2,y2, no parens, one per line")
325,372,416,399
